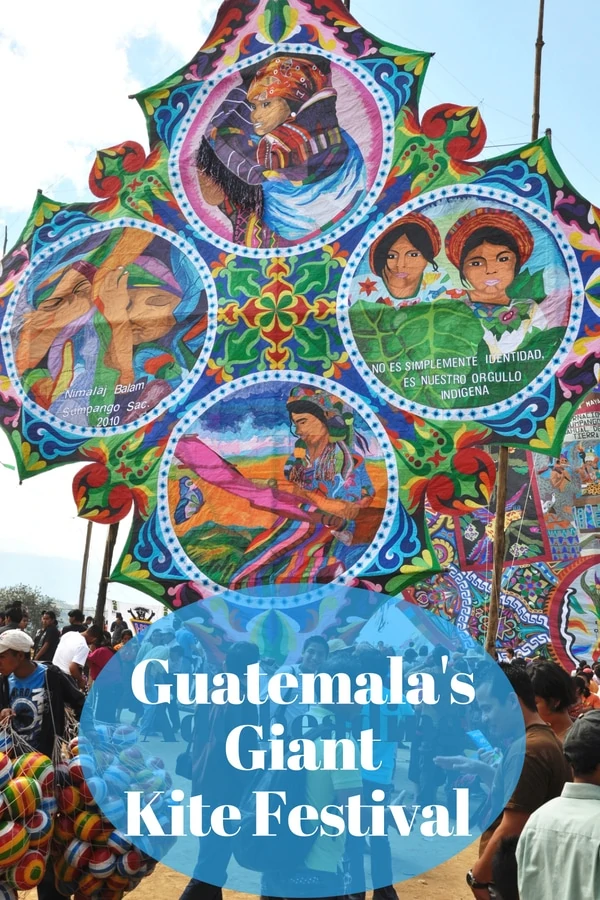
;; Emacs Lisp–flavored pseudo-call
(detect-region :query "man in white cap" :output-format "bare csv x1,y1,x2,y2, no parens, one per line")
0,629,84,758
516,709,600,899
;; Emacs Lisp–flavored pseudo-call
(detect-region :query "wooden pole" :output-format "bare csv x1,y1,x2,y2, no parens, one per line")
78,521,93,612
94,523,119,629
485,0,547,657
485,447,509,656
531,0,546,141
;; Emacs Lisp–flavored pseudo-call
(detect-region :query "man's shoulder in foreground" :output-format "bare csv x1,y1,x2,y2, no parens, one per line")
517,783,600,898
523,782,600,837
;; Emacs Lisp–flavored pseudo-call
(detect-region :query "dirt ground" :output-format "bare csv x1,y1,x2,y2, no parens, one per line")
122,845,477,900
18,841,475,899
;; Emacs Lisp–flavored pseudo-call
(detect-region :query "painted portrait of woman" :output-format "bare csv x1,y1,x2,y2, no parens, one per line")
362,213,447,306
14,229,207,428
445,207,553,357
343,190,573,412
171,385,386,587
231,386,376,586
195,55,367,248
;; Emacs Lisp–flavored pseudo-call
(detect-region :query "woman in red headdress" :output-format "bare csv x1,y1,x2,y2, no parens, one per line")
444,207,554,357
196,55,366,247
357,213,448,307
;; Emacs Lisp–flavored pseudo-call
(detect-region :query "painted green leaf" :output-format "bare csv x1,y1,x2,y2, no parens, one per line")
217,328,263,371
508,269,547,303
568,594,586,616
349,300,484,407
217,263,262,299
294,325,337,362
294,260,331,295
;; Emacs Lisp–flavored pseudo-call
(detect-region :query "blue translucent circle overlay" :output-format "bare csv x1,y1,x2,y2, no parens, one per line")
81,586,526,897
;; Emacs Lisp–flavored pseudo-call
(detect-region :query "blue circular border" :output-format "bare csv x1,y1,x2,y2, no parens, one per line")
168,46,395,259
337,184,585,421
156,370,399,601
2,218,218,439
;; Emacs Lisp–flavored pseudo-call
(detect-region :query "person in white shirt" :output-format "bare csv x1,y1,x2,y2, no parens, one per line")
52,625,99,689
517,710,600,900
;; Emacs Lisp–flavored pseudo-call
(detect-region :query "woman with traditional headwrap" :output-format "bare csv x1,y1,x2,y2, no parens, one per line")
196,55,366,247
445,207,552,357
15,229,207,427
359,213,447,307
229,386,377,587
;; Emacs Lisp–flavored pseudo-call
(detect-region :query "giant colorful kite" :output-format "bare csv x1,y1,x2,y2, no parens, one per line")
1,0,599,662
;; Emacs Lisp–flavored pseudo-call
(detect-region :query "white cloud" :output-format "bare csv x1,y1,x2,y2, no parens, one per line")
0,0,220,219
0,428,139,606
0,2,222,603
0,430,106,561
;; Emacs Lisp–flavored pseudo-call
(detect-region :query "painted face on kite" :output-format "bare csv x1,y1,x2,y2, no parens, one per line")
15,268,94,376
249,97,292,136
167,381,390,589
343,191,574,414
10,226,211,431
291,410,329,445
185,54,383,250
35,268,93,318
127,287,181,345
366,215,442,304
461,238,518,305
384,235,429,299
447,211,533,308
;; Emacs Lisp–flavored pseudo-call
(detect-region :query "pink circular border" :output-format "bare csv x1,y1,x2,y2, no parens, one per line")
177,60,385,246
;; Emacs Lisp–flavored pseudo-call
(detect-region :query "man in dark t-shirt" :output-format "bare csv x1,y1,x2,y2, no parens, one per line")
0,604,24,635
61,609,87,636
34,611,61,663
110,612,126,646
466,663,571,899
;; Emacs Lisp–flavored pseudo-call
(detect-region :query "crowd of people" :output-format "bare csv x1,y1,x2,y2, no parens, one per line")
170,637,599,900
0,599,597,899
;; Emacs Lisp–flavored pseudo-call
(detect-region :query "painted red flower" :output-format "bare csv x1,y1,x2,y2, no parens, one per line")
500,308,517,324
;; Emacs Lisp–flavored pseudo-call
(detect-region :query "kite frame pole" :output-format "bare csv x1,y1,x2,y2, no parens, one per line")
485,0,546,655
94,522,119,629
78,521,93,612
485,446,509,656
532,0,546,144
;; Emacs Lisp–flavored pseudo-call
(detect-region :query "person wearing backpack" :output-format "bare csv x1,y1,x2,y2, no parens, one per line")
179,642,262,900
342,646,402,900
259,654,364,900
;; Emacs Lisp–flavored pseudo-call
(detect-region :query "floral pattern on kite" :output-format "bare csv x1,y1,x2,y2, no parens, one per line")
165,381,391,588
6,226,211,432
175,51,387,250
343,187,579,415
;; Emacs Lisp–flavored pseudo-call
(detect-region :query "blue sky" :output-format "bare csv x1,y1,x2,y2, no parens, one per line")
0,0,598,609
